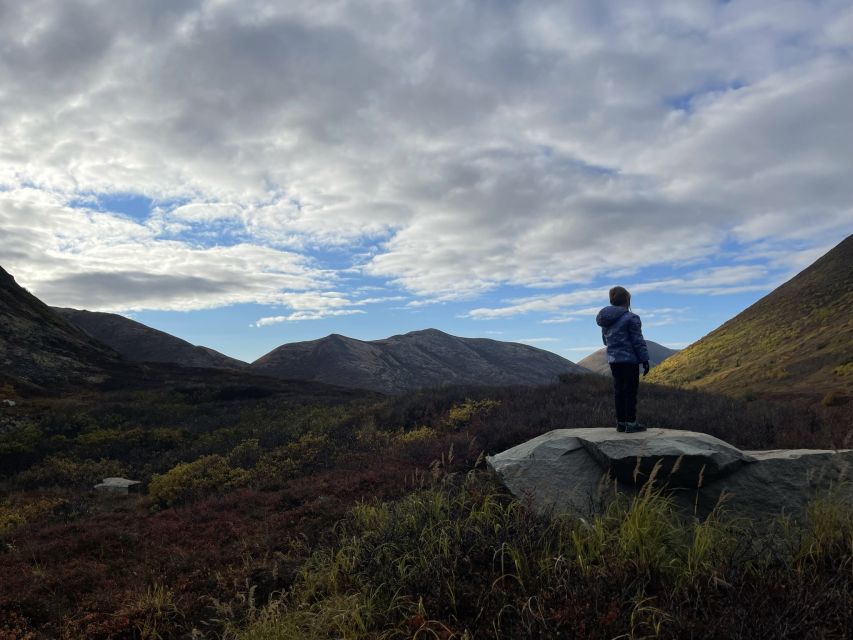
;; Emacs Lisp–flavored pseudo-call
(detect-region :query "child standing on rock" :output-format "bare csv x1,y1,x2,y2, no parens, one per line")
596,286,650,433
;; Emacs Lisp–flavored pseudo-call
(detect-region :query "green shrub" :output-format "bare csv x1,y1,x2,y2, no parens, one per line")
0,496,65,536
394,426,437,444
74,427,144,458
833,361,853,377
821,391,841,407
16,455,126,489
148,455,250,508
251,449,298,490
445,398,501,430
0,422,42,457
249,433,336,490
228,439,262,468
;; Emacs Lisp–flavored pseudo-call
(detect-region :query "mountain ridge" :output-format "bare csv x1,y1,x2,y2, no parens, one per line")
54,307,248,370
250,328,586,393
0,266,125,389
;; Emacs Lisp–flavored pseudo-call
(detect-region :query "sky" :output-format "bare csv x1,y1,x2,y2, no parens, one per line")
1,0,851,364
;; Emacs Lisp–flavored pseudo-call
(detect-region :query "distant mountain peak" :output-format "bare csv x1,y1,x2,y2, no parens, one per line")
251,329,587,393
578,341,678,376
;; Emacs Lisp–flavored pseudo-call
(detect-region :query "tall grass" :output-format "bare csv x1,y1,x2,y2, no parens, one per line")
223,471,853,639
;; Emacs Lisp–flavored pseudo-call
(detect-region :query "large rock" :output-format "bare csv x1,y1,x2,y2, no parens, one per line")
487,428,852,520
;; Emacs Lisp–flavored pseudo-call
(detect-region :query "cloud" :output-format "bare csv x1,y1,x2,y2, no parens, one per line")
468,266,773,320
251,292,402,326
516,337,560,344
254,309,365,327
0,0,850,311
0,188,334,312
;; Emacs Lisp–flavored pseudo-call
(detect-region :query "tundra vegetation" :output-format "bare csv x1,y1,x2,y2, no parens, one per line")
0,374,850,638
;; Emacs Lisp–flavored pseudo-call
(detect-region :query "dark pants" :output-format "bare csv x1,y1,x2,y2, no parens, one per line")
609,363,639,423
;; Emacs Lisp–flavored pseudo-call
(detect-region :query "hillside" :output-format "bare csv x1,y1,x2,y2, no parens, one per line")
54,308,247,370
0,266,125,389
578,340,678,375
648,234,853,396
250,328,586,393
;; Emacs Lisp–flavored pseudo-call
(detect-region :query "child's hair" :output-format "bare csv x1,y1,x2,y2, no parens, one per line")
609,286,631,308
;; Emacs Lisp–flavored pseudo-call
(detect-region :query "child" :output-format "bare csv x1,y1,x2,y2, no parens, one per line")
596,286,650,433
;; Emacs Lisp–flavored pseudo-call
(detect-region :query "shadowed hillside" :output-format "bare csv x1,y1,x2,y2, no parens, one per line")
250,328,587,393
54,307,247,370
648,234,853,397
578,340,678,375
0,266,125,389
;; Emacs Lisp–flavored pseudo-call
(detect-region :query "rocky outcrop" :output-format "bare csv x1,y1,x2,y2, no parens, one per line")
487,428,852,520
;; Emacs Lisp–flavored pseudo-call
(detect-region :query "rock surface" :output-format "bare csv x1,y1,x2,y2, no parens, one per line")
487,428,852,519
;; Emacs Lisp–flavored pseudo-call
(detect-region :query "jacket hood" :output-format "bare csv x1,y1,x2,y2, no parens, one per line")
596,305,629,328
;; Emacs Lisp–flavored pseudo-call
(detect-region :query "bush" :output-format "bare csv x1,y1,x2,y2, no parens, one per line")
16,455,126,489
821,391,842,407
0,496,65,536
394,426,437,444
227,439,262,468
148,455,250,508
445,398,500,430
74,427,144,458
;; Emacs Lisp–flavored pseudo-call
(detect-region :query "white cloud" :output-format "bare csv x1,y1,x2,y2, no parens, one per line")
254,309,365,326
468,265,774,320
0,0,850,311
0,187,334,312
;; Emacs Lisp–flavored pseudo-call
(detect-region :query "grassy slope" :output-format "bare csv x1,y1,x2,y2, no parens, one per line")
648,234,853,397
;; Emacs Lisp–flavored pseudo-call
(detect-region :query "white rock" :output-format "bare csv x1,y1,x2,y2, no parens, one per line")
94,477,142,494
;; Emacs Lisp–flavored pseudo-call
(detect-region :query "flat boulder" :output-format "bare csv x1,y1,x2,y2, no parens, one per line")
487,428,852,519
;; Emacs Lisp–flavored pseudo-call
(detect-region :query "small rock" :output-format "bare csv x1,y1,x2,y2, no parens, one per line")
1,399,15,407
94,477,142,494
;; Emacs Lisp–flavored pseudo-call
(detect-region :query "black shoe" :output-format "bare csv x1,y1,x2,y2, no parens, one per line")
624,422,647,433
616,422,626,432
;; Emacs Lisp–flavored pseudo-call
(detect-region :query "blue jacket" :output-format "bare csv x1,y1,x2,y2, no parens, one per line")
595,305,649,364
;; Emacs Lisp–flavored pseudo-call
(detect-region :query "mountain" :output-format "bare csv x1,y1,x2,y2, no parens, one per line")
54,308,247,370
648,234,853,397
578,341,679,375
0,266,125,389
249,328,586,393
